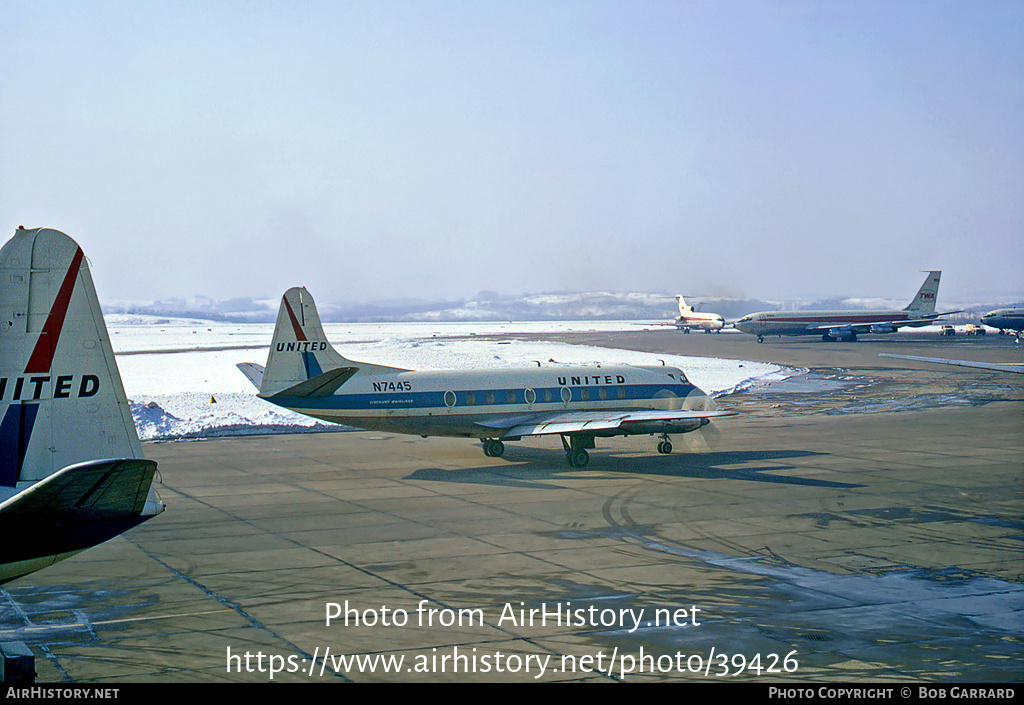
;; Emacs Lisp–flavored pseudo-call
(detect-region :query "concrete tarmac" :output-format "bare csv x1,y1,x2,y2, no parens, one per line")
1,330,1021,682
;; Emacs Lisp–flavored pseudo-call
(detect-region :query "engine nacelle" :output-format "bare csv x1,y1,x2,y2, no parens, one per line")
870,325,897,334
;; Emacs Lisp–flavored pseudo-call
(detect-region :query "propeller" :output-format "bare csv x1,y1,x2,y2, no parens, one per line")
682,418,722,453
679,390,724,453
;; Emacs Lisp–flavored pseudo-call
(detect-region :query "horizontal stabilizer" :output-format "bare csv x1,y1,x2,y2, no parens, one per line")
262,366,359,399
0,458,161,522
0,457,163,583
236,362,265,389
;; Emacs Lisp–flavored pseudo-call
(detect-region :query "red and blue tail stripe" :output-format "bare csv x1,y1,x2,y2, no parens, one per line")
283,295,323,380
0,247,83,486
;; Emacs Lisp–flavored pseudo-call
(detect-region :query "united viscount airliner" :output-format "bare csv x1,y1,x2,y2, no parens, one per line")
240,288,735,466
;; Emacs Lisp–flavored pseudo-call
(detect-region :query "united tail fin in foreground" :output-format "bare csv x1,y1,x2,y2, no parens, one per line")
0,227,164,583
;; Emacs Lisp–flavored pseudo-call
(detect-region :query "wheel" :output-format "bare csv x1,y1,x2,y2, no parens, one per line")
491,440,504,458
658,441,672,454
821,333,832,342
482,440,493,457
567,449,589,467
757,335,764,344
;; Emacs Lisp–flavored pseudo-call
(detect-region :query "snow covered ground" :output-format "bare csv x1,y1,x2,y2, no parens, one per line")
109,317,792,441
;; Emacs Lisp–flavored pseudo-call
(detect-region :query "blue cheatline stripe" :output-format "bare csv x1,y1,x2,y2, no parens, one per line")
302,352,323,380
0,403,39,487
269,383,697,413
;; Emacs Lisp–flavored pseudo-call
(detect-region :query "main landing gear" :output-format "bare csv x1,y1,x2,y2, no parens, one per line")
561,434,593,467
486,433,680,466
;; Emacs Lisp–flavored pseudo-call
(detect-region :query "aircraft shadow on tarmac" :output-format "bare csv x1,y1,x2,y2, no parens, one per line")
405,447,863,490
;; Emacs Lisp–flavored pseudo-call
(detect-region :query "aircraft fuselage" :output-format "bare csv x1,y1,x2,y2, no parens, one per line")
264,363,712,438
981,308,1024,334
675,315,725,332
734,310,937,338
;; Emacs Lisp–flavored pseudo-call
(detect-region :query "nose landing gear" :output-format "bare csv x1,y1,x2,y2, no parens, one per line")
657,434,673,454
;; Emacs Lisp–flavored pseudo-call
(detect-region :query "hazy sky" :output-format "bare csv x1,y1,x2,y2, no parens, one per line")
3,1,1022,305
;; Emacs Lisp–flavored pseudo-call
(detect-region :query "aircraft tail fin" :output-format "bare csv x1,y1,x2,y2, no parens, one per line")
904,271,941,312
0,226,164,581
0,227,148,490
258,287,404,396
675,295,693,315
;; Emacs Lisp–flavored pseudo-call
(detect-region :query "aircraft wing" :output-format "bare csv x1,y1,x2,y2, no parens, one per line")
807,311,963,334
879,353,1024,374
805,317,936,333
475,408,737,437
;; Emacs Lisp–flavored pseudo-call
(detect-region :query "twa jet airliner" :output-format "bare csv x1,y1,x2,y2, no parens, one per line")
239,288,734,467
735,271,956,343
0,227,164,583
673,296,726,333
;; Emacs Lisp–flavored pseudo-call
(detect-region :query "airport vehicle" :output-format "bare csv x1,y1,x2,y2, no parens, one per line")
941,325,956,336
240,288,735,467
965,324,986,336
734,271,956,343
673,295,726,333
0,227,164,584
980,308,1024,340
879,354,1023,374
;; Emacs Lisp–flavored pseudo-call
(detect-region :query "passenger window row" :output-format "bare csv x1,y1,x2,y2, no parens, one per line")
445,386,627,407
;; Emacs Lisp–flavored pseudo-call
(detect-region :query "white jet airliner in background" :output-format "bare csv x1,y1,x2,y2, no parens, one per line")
735,271,957,343
673,295,727,333
239,288,735,467
0,227,164,584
